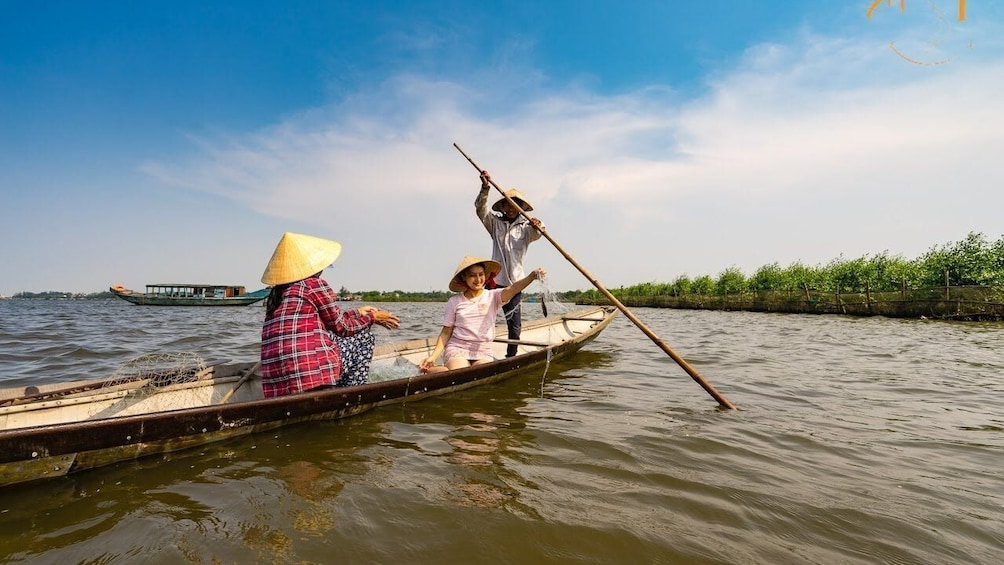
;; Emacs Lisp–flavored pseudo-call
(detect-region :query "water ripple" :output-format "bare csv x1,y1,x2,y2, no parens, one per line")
2,300,1004,563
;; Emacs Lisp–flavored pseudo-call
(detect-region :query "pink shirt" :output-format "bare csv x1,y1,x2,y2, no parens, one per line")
443,288,505,360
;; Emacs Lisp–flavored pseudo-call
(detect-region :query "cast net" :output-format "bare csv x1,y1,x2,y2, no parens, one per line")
101,352,211,395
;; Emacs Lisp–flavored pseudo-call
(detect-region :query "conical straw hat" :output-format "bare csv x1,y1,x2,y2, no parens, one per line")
449,256,502,292
492,189,533,212
261,232,343,285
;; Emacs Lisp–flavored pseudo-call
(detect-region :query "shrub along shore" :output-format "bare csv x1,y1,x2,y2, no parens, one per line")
569,232,1004,321
574,286,1004,321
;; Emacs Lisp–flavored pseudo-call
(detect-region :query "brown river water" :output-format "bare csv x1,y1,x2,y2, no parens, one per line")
0,298,1001,564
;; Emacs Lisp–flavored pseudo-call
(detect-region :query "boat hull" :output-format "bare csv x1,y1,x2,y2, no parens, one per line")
0,306,616,487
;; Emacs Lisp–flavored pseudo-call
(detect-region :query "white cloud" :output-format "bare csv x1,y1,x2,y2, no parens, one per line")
144,23,1004,292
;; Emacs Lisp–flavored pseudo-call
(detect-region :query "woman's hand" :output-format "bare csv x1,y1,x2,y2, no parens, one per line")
376,310,400,329
359,306,400,329
420,357,435,373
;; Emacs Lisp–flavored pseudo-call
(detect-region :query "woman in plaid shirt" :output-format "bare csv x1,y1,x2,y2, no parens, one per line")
260,232,400,397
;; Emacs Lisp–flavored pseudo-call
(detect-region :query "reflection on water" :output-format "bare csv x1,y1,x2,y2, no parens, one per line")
443,411,514,509
1,300,1004,564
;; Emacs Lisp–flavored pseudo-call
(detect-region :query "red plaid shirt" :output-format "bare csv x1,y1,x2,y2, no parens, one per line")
260,276,374,397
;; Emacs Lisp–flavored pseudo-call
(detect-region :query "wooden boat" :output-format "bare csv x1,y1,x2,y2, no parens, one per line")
0,306,616,488
109,283,269,306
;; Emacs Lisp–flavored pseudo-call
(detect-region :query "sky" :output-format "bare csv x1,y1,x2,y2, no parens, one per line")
2,1,1002,296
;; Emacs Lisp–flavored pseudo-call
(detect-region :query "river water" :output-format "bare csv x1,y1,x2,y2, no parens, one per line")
0,299,1001,564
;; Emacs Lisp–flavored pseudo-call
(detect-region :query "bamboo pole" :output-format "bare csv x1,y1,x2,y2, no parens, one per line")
454,143,736,410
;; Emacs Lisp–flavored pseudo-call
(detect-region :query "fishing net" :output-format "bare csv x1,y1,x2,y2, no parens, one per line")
536,274,572,317
533,275,563,396
369,356,421,383
101,352,211,395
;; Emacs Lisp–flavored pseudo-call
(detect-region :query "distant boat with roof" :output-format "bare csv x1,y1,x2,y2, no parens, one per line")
109,283,268,306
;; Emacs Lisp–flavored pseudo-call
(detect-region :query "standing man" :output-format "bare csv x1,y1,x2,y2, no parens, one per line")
476,170,545,357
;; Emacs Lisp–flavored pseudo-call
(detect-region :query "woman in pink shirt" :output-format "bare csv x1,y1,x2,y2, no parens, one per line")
421,256,544,373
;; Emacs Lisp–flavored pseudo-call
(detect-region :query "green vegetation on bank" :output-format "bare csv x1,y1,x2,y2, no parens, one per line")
565,232,1004,320
350,289,451,302
7,291,116,299
566,232,1004,302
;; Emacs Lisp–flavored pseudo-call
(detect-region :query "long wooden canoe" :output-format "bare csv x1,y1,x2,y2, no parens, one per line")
0,306,616,488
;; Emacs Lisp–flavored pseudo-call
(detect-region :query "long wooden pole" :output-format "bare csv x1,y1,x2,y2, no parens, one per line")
454,143,737,410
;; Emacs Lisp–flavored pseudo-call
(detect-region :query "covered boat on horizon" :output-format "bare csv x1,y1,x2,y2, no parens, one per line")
0,305,617,488
109,283,269,306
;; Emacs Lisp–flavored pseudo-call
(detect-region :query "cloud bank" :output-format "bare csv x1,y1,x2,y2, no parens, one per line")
144,23,1004,292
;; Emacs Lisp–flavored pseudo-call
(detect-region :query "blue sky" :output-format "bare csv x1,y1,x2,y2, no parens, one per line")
2,1,1002,296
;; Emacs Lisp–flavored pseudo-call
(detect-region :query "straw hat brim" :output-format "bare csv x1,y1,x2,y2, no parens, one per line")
492,189,533,212
449,256,502,292
261,232,343,285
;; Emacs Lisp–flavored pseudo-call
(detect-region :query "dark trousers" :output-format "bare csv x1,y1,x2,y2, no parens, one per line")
502,292,522,358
